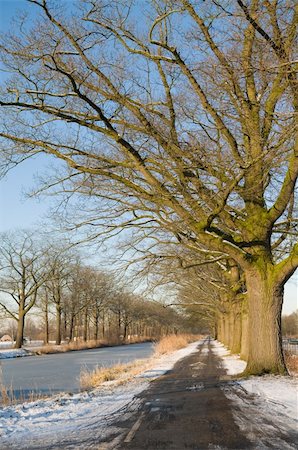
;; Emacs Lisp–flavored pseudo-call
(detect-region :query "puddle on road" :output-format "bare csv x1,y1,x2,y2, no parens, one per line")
186,382,205,391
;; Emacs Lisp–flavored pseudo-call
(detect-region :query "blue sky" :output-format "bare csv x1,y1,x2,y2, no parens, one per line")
0,0,46,230
0,0,297,314
0,0,32,31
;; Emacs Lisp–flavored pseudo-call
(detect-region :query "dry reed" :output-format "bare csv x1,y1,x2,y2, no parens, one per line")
80,359,149,390
0,360,48,406
154,334,201,355
35,337,151,355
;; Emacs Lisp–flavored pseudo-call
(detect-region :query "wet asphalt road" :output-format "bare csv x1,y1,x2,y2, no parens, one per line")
0,342,154,397
115,338,252,450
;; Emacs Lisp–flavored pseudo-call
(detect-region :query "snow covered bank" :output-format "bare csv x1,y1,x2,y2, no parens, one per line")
239,376,298,421
0,340,202,449
0,349,33,359
212,341,298,449
211,340,247,375
222,375,298,450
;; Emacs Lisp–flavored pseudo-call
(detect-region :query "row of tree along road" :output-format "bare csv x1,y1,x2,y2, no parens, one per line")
0,232,189,348
0,1,297,374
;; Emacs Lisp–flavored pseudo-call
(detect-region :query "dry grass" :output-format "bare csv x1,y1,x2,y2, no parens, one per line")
154,334,201,355
285,352,298,375
0,363,47,406
0,385,47,406
35,337,151,355
80,359,150,390
36,339,109,355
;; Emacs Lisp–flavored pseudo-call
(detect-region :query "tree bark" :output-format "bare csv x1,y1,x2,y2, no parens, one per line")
69,313,74,341
15,313,25,349
217,314,224,342
244,268,287,375
94,314,99,341
229,302,242,354
56,304,62,345
101,311,105,338
222,314,229,347
83,307,88,342
240,298,249,361
227,310,234,350
44,299,49,345
43,288,49,345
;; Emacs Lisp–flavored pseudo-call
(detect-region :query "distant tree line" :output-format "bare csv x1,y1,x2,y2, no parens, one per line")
0,231,194,348
282,311,298,337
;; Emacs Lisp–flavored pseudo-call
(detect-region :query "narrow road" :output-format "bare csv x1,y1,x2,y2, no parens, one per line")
0,342,154,398
113,338,251,449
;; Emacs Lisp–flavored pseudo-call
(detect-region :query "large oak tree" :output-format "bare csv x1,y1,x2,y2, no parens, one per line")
0,0,297,373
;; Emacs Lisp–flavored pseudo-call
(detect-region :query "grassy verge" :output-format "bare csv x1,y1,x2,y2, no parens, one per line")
80,333,201,390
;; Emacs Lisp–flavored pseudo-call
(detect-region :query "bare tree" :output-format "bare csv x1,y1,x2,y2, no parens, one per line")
0,232,49,348
0,0,297,373
137,244,246,353
282,310,298,337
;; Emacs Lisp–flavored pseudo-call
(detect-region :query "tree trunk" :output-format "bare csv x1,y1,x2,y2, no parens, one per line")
240,298,249,361
69,313,75,341
83,307,88,342
244,269,287,375
44,299,49,345
222,314,229,347
56,304,62,345
62,310,67,341
227,310,234,350
213,321,218,340
102,313,105,338
94,313,99,341
15,313,25,349
118,310,121,340
217,314,224,342
229,301,242,354
123,319,128,341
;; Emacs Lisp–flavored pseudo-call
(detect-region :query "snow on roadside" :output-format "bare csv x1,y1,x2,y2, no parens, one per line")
211,341,247,375
139,341,200,379
0,349,34,359
239,376,298,421
213,340,298,449
0,340,202,449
